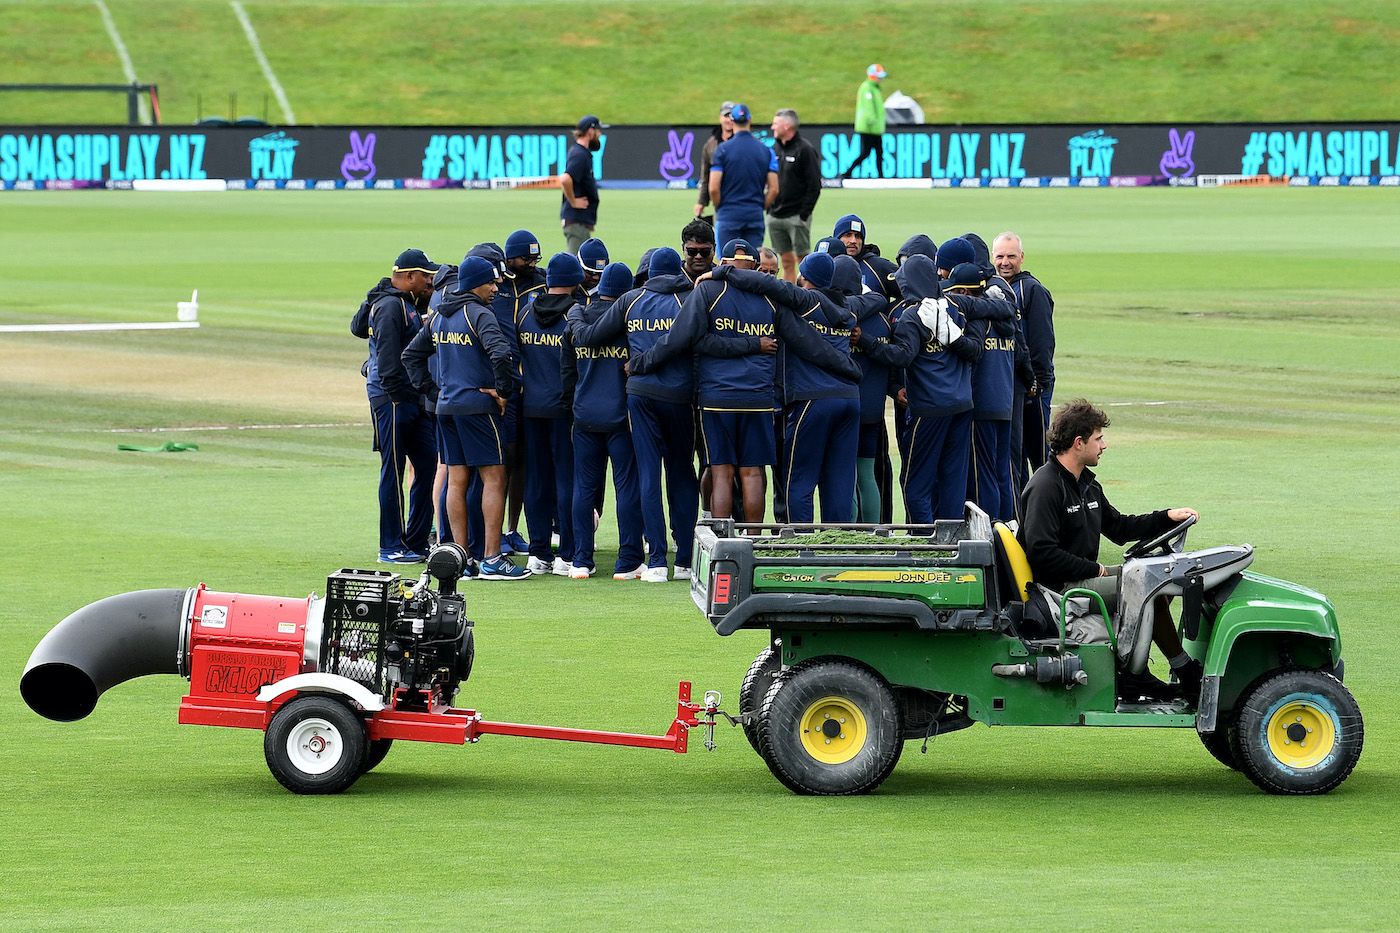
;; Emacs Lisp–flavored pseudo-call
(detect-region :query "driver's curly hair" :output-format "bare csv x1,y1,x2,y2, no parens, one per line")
1048,398,1110,454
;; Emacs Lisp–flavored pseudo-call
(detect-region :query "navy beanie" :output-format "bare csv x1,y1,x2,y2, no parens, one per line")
648,247,683,277
545,252,585,288
505,229,541,260
936,237,975,272
598,261,634,298
578,237,609,273
799,252,836,289
455,256,497,293
814,237,847,257
833,214,866,240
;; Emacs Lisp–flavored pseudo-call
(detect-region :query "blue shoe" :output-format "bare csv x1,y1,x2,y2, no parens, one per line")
461,559,479,581
478,554,532,581
502,531,530,555
377,549,421,564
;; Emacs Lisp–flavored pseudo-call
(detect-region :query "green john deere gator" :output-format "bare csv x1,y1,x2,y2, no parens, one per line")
691,505,1362,796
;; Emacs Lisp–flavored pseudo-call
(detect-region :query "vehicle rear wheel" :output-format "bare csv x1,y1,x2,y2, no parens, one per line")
362,738,393,774
1198,723,1239,771
1234,669,1363,795
265,695,368,794
739,646,781,752
757,659,901,796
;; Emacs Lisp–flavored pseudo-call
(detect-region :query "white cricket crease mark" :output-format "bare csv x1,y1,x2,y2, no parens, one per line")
103,422,368,434
93,0,152,124
1103,401,1187,407
230,1,296,124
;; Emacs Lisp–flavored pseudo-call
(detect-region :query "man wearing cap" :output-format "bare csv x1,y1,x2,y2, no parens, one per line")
408,255,526,580
562,116,603,252
562,260,647,580
577,237,609,295
695,102,736,222
847,64,888,179
495,229,545,555
366,248,441,564
767,109,822,283
708,103,779,253
834,214,899,299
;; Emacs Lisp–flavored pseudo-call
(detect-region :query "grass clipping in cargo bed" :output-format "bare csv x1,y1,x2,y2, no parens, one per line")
754,529,940,556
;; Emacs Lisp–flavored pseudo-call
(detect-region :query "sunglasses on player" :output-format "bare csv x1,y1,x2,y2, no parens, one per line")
684,246,714,257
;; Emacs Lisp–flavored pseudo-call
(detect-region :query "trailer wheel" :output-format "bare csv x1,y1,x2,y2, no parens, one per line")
362,739,393,775
1234,669,1363,795
739,647,781,753
265,696,368,794
757,660,901,795
1198,724,1240,771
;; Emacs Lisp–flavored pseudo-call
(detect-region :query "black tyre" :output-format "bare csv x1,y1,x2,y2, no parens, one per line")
1198,722,1240,771
362,738,394,775
264,695,368,794
757,659,902,796
739,646,782,752
1234,669,1363,795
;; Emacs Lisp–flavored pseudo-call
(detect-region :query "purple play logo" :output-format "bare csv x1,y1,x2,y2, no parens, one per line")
341,131,377,182
1160,128,1195,177
658,130,694,181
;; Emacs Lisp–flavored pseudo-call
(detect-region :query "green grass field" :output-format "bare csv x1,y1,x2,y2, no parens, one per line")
3,188,1399,930
3,0,1400,125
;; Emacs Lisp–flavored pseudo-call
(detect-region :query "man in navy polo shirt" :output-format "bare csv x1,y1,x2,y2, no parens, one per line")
561,115,602,251
708,103,779,252
366,248,440,564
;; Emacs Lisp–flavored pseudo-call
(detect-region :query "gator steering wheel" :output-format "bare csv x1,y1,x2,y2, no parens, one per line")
1124,515,1196,560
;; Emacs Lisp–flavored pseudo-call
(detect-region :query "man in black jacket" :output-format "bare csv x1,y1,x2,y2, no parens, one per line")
1017,398,1202,698
994,232,1055,491
766,109,822,283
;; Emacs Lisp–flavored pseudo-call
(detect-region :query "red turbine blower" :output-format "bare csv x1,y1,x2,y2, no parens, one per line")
21,545,733,794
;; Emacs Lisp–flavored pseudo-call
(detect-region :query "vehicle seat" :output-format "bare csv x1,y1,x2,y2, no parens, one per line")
993,522,1032,602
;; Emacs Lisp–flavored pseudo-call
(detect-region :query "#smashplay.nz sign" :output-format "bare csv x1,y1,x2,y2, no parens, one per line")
2,123,1398,188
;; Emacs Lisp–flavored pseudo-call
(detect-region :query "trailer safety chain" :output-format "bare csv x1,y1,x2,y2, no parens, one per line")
697,690,741,751
920,695,952,754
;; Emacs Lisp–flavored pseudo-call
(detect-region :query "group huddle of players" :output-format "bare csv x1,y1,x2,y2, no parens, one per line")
358,213,1055,582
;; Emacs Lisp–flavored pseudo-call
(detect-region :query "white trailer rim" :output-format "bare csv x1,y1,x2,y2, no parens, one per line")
286,717,343,775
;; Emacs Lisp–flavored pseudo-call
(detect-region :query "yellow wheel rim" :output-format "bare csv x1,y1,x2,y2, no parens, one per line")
1266,699,1337,769
800,695,868,765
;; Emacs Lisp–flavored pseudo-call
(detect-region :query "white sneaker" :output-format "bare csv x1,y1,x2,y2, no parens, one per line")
613,563,647,581
672,566,693,581
640,566,669,583
551,557,572,576
526,556,552,575
569,564,595,579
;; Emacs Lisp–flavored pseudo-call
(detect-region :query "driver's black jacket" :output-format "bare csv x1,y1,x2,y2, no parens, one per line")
1017,458,1173,592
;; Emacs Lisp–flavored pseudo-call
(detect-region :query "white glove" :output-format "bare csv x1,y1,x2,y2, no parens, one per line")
985,283,1008,301
916,296,946,335
942,307,964,345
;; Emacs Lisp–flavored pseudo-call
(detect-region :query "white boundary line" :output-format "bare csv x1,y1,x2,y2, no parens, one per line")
230,1,296,124
0,321,199,333
93,0,152,124
104,422,367,433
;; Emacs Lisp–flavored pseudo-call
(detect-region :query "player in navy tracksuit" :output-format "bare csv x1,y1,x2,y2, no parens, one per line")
496,230,546,554
832,254,895,522
857,255,1010,523
516,254,581,577
709,252,863,523
834,214,899,299
562,260,646,579
407,256,526,580
577,237,608,295
366,248,440,563
570,247,699,582
423,262,457,548
630,254,860,523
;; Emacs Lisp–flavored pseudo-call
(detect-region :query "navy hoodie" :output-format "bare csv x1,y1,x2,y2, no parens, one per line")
366,285,426,404
403,290,516,416
563,296,629,431
852,245,899,299
516,291,572,418
834,255,897,423
1009,269,1055,390
711,266,859,403
571,273,698,404
491,267,545,349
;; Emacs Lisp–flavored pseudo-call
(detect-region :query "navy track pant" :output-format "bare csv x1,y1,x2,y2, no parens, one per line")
902,410,973,524
969,418,1015,523
627,396,698,569
572,426,645,573
784,396,859,524
523,415,574,564
371,398,436,553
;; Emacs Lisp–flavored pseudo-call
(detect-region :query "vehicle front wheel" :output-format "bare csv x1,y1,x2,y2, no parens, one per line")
757,659,901,796
1198,722,1240,771
1234,669,1363,795
265,695,368,794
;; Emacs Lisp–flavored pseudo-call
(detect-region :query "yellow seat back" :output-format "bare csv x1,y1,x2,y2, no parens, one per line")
993,522,1033,602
